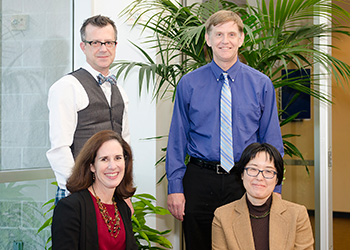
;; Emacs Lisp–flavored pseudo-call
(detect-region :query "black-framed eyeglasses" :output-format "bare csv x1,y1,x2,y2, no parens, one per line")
83,40,117,48
244,167,277,179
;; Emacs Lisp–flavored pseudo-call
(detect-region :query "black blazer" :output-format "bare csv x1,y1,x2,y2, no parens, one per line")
52,189,138,250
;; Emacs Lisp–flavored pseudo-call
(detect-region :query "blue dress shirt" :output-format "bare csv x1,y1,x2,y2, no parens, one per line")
166,60,284,194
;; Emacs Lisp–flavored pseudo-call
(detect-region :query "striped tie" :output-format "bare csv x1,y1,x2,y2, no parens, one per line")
220,73,234,172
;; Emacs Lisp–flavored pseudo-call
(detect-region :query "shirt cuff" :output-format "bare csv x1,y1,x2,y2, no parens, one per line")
168,179,184,194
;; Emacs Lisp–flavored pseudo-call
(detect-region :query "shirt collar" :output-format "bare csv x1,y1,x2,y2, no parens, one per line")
210,59,241,83
82,62,111,80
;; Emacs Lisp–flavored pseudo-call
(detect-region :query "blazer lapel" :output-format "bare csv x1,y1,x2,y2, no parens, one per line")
233,196,256,250
269,194,290,250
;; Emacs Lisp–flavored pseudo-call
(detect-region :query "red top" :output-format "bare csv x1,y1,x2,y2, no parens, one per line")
90,192,126,250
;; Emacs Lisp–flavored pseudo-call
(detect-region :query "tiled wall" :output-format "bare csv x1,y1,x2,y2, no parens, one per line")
0,0,72,249
1,0,72,170
0,180,57,249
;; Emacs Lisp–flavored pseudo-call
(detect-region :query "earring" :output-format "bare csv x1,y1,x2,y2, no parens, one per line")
92,173,95,181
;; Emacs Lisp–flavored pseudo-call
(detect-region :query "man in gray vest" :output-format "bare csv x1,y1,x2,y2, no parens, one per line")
46,15,130,206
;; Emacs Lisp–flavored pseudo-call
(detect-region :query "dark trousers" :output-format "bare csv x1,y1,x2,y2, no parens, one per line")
182,162,246,250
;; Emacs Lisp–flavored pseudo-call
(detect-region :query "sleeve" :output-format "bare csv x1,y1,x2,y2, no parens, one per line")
116,198,138,250
259,78,284,193
117,84,131,144
165,78,190,194
259,78,284,155
52,198,81,249
46,76,82,191
212,209,228,250
294,205,315,249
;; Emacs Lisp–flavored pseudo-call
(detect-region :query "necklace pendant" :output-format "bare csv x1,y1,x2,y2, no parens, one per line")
249,210,270,219
92,186,121,238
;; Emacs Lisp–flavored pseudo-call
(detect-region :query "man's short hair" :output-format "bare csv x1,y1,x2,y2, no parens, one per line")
205,10,244,34
80,15,117,41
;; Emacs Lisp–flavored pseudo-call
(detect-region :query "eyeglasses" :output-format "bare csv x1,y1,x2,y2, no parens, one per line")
244,167,277,179
83,40,117,48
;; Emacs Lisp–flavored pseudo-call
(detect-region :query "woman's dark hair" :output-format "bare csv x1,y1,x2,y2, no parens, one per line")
235,143,284,185
66,130,136,198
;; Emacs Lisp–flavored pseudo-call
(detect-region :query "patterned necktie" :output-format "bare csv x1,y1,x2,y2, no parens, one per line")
97,73,117,86
220,72,234,172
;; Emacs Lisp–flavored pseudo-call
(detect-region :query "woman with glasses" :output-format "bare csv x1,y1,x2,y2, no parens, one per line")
212,143,314,250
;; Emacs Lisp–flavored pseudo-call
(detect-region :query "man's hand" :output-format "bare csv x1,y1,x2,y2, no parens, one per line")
167,193,186,221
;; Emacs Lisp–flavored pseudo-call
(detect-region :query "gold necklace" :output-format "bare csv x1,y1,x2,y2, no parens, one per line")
249,210,270,219
92,185,121,238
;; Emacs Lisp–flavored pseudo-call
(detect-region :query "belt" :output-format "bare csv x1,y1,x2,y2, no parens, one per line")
189,157,232,174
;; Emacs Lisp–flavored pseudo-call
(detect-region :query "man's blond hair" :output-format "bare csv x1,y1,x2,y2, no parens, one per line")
205,10,244,34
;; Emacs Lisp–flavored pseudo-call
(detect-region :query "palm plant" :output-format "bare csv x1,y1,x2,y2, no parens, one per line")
112,0,350,170
132,193,172,249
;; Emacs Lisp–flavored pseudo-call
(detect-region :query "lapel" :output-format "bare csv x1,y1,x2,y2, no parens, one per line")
269,194,290,250
233,195,256,250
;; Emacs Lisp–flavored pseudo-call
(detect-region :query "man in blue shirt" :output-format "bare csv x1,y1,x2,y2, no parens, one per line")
166,10,284,250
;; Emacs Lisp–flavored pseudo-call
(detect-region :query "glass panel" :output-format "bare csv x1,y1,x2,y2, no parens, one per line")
281,117,315,210
0,0,72,170
0,178,57,249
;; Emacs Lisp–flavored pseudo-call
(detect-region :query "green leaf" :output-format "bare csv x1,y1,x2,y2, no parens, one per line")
37,217,52,234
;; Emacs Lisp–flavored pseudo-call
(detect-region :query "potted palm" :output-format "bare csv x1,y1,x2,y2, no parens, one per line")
112,0,349,171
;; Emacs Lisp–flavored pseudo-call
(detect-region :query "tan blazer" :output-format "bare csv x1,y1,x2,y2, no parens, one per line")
212,193,314,250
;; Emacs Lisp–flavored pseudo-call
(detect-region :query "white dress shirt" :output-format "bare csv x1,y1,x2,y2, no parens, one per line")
46,63,130,193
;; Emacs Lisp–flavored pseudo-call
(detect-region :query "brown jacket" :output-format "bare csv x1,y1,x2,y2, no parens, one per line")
212,193,314,250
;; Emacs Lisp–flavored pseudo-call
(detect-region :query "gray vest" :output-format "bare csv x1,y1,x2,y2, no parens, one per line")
70,68,124,158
